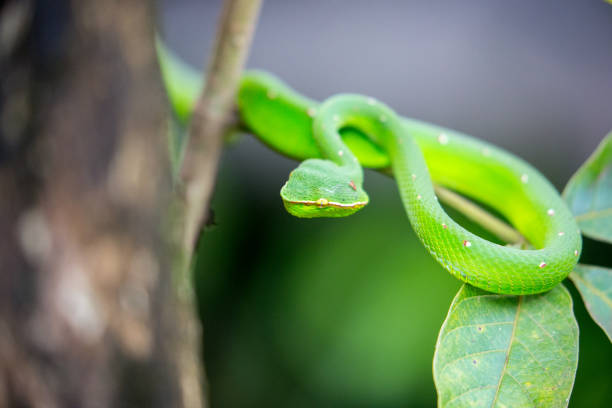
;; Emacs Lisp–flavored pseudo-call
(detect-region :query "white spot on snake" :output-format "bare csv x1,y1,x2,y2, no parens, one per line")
417,195,422,200
521,174,529,183
379,114,387,122
482,147,491,157
547,208,555,216
411,174,416,180
574,250,578,257
558,231,565,236
438,133,449,145
442,223,448,229
307,107,317,117
463,240,472,247
338,150,344,157
316,198,329,207
267,90,277,99
367,97,376,106
434,196,438,201
539,262,547,268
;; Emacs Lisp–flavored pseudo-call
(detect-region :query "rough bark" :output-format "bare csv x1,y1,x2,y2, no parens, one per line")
0,0,190,406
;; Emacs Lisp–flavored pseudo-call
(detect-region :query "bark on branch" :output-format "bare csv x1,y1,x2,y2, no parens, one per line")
179,0,263,257
170,1,263,407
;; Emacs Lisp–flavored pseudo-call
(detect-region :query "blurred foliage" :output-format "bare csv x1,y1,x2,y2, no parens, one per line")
564,130,612,342
563,131,612,244
192,137,612,407
571,265,612,342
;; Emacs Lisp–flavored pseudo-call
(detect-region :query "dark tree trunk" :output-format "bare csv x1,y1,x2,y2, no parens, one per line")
0,0,192,406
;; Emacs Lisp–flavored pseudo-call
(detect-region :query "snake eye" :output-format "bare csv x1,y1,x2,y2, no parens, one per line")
315,198,329,207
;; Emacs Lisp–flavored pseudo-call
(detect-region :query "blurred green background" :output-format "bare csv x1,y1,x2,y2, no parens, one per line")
160,1,612,406
193,141,612,408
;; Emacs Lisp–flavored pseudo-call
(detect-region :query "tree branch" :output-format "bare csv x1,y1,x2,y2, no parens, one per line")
434,185,526,246
179,0,263,257
170,1,263,407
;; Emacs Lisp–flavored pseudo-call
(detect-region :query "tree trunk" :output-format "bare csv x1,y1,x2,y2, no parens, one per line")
0,0,195,406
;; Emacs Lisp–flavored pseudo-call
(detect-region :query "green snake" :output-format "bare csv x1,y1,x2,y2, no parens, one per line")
157,41,581,295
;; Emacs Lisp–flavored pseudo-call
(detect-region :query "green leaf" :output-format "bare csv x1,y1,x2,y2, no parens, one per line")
570,264,612,342
433,284,578,408
563,131,612,244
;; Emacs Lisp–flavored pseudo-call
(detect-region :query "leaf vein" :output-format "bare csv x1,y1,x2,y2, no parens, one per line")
452,294,516,313
438,349,507,375
490,295,522,407
513,339,564,390
442,384,497,408
505,371,536,406
538,295,572,324
440,321,515,343
574,207,612,221
522,310,572,364
570,271,612,309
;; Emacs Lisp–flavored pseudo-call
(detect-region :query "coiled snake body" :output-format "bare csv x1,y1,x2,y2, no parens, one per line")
158,42,581,296
235,71,581,295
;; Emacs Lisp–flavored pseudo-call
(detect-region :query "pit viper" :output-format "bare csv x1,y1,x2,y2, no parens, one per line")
157,41,581,295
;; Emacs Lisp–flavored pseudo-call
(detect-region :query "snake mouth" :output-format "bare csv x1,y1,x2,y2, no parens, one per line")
282,198,368,218
284,198,368,209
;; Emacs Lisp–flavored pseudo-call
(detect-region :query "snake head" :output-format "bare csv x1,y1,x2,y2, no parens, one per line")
280,159,369,218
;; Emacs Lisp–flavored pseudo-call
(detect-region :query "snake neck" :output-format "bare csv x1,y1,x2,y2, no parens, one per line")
311,94,409,181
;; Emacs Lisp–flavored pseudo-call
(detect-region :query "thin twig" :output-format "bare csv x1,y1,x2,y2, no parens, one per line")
378,168,527,245
434,185,526,245
180,0,263,258
172,0,262,408
171,2,263,407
